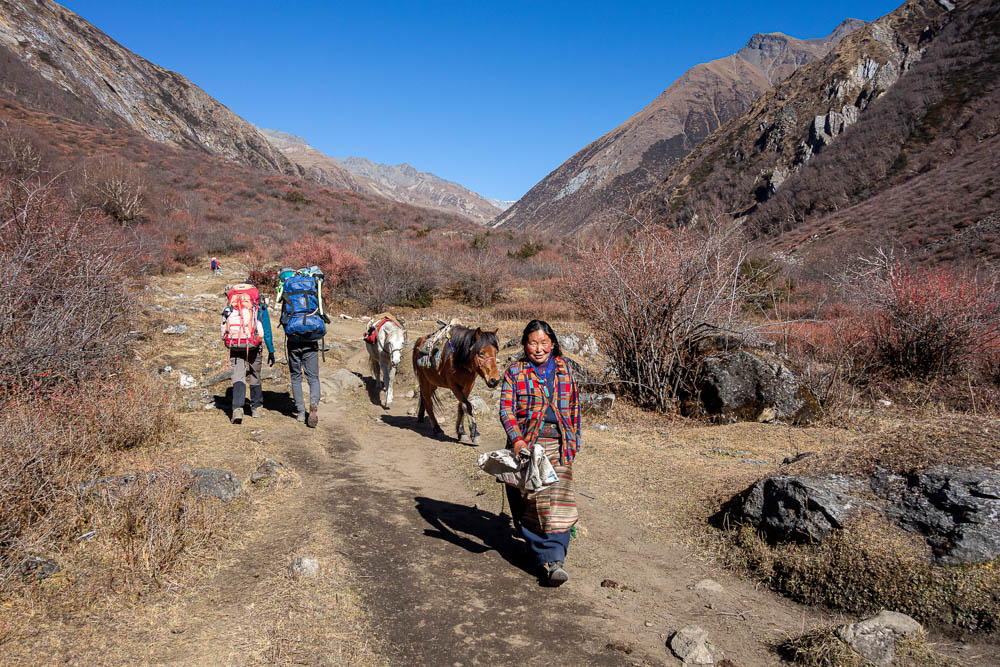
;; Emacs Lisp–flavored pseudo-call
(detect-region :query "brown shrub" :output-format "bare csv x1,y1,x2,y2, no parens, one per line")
351,242,440,311
77,157,148,225
457,247,506,307
568,219,764,412
0,373,172,596
0,173,135,386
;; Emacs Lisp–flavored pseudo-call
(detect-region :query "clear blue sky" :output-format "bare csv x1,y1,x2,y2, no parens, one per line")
61,1,902,202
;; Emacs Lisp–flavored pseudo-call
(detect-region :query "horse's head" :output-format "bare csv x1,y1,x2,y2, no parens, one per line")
386,325,406,368
472,328,500,389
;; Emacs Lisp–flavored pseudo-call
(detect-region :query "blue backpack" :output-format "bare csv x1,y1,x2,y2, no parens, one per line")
280,273,327,342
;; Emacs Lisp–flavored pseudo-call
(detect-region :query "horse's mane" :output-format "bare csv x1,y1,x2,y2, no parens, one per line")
450,326,498,368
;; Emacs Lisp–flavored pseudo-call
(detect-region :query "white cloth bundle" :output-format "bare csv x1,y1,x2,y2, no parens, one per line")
477,445,559,493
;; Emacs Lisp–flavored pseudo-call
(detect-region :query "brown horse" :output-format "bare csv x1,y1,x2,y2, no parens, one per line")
413,325,500,444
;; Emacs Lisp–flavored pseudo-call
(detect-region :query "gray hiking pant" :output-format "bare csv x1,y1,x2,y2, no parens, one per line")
287,340,320,414
231,346,262,413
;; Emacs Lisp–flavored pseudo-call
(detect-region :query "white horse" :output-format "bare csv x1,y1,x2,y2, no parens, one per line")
365,318,406,408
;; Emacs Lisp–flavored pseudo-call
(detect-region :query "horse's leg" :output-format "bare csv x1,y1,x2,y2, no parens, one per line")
385,357,396,408
456,401,469,444
428,388,445,437
450,383,478,445
465,386,481,445
379,354,390,408
419,378,444,437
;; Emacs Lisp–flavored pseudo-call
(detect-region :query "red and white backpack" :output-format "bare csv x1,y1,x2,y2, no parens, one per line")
222,284,262,349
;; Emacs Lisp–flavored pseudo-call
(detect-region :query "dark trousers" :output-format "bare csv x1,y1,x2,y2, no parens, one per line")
230,347,262,413
287,340,320,414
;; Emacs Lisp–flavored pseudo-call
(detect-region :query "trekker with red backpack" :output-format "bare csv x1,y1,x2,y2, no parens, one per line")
221,282,275,424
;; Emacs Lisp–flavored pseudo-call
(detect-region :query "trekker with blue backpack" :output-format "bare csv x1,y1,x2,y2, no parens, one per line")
278,266,329,427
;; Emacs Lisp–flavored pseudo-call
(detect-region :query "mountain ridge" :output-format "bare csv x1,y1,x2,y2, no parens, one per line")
261,129,506,223
492,18,866,233
0,0,296,174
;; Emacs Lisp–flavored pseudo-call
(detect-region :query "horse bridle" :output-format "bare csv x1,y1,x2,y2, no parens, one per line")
474,350,497,370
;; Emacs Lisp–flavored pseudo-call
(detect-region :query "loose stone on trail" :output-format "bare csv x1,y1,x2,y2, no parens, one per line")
667,625,715,664
289,557,320,579
162,324,188,335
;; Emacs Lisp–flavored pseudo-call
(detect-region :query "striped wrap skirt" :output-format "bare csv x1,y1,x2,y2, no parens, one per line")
518,435,578,535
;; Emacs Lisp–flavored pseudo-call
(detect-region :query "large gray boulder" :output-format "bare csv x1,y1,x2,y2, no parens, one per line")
835,611,923,666
737,475,869,543
697,350,819,424
329,368,364,391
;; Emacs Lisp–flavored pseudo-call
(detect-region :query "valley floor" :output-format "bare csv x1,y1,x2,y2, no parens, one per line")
6,267,996,665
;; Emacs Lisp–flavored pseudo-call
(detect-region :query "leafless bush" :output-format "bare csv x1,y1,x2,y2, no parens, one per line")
0,373,172,596
569,218,765,412
458,247,506,307
351,242,440,311
77,157,148,225
0,122,45,179
0,173,135,386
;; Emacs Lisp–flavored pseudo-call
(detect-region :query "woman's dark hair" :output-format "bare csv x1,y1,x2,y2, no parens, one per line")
521,319,562,359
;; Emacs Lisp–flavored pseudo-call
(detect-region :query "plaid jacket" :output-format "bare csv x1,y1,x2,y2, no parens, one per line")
499,357,581,464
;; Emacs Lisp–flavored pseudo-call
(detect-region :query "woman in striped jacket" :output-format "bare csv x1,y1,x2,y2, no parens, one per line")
499,319,581,586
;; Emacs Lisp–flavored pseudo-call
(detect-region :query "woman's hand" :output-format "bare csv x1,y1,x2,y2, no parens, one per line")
512,439,528,456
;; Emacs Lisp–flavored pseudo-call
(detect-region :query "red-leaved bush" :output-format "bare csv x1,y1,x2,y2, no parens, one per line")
281,239,366,287
844,252,999,379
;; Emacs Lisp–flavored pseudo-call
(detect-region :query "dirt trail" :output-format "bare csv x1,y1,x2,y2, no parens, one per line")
298,321,848,666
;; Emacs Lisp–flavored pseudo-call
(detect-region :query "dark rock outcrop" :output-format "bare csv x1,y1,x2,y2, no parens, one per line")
725,466,1000,564
884,466,1000,565
736,474,870,542
697,350,820,424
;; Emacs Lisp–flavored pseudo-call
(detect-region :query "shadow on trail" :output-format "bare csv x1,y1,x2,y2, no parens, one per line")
381,414,453,442
415,495,536,577
358,371,382,407
212,388,299,417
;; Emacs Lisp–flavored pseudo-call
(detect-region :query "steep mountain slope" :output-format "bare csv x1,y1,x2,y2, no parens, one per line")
645,0,998,267
492,18,865,233
0,0,295,174
261,129,504,224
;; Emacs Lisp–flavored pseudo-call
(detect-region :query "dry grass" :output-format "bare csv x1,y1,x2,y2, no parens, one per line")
779,626,955,666
788,413,1000,476
722,514,1000,634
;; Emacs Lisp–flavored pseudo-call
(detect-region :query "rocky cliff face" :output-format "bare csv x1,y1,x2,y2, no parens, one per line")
492,18,865,233
645,0,999,266
0,0,296,174
261,129,504,224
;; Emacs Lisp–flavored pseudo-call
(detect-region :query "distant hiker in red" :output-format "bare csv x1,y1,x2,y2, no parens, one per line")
221,282,275,424
211,257,221,275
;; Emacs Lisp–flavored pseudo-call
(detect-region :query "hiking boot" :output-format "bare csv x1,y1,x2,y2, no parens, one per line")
543,561,568,587
307,404,318,428
248,406,261,418
231,408,243,424
296,412,306,423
